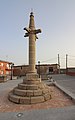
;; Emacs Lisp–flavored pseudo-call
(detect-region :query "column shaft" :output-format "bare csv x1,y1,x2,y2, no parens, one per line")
29,34,36,73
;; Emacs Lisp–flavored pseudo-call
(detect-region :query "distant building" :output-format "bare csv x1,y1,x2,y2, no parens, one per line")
60,68,66,74
0,60,12,76
13,64,60,77
36,64,60,74
66,67,75,76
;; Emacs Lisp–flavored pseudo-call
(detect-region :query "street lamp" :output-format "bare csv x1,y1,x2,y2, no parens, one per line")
11,63,14,80
38,61,40,78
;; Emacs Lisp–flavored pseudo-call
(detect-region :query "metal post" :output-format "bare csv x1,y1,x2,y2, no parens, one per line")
11,63,14,80
58,54,60,74
66,54,68,74
38,61,40,78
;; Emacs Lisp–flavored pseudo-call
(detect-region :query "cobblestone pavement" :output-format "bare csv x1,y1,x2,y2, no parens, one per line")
0,75,75,120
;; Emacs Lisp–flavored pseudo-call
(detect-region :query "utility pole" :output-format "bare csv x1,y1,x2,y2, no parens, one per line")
66,54,68,74
58,54,60,74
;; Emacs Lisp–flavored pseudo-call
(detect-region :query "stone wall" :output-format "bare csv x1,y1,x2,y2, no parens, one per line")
13,64,60,77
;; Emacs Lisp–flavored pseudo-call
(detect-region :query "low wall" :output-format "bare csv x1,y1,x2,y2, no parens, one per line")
66,72,75,76
0,76,7,83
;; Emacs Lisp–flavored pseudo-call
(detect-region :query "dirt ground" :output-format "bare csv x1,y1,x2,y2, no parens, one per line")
0,86,74,112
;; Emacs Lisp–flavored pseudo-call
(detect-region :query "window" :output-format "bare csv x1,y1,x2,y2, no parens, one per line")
7,64,9,69
1,63,3,66
1,70,4,74
6,71,9,75
49,67,53,73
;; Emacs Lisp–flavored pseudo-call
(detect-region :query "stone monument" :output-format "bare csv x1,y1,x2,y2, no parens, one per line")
8,12,51,104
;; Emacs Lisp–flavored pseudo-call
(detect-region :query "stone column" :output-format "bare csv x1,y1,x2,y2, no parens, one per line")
24,12,41,73
29,33,36,73
8,12,51,104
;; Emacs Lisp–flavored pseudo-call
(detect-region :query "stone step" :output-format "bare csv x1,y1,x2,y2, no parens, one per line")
8,91,51,104
13,88,27,96
8,92,20,103
13,88,44,97
18,83,38,90
23,79,41,84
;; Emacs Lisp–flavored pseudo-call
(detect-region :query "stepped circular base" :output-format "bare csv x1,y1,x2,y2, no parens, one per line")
8,91,51,104
8,73,51,104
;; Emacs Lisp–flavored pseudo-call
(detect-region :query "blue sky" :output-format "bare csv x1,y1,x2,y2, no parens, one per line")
0,0,75,68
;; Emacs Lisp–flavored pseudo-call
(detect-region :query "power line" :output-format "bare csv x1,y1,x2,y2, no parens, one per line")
60,57,65,60
41,57,57,63
68,58,75,61
68,55,75,58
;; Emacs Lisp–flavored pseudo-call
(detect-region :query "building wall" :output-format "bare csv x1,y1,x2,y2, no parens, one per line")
13,64,60,76
0,60,12,76
13,65,29,76
36,64,59,74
